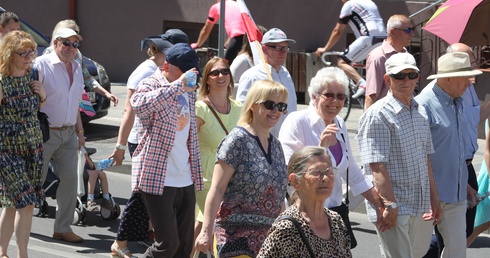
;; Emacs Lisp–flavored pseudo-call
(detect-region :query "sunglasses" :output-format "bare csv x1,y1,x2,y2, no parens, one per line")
209,68,231,77
389,72,419,80
394,27,415,34
59,39,80,49
260,100,288,112
15,50,36,58
318,92,347,101
266,45,289,52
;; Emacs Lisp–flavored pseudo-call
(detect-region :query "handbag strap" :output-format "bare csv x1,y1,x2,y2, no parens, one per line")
203,98,229,135
337,119,349,206
277,215,316,258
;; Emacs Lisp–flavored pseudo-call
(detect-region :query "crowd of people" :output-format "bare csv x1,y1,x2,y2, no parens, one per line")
1,0,490,257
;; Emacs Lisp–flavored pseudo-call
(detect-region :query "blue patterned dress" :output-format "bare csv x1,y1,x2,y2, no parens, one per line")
0,72,44,208
214,126,288,257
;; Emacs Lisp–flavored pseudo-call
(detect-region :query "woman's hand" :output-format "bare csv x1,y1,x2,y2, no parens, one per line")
319,123,339,148
195,230,213,255
105,92,119,107
29,80,46,103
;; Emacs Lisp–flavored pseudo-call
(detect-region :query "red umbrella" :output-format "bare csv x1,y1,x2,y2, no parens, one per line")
423,0,490,46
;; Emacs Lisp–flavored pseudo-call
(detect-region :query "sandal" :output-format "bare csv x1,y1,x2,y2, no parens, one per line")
86,200,100,212
111,244,137,258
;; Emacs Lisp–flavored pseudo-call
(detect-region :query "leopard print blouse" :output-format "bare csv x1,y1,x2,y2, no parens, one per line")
257,204,352,257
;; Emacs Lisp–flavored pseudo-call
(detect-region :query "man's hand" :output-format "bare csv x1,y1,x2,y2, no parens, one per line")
379,206,398,232
109,148,126,166
315,47,326,57
423,199,442,225
191,43,199,49
105,92,119,107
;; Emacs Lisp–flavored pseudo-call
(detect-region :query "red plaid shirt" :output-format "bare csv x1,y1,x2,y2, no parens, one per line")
130,70,203,195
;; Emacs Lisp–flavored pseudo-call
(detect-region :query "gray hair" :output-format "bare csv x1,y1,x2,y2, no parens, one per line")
308,67,349,103
288,146,329,179
387,14,410,31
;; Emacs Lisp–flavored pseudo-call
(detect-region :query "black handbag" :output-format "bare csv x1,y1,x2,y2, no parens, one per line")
32,67,50,143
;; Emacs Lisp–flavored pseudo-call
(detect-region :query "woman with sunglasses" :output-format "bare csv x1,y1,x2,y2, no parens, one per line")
192,58,241,257
258,146,352,257
0,31,46,258
195,80,289,257
278,67,382,248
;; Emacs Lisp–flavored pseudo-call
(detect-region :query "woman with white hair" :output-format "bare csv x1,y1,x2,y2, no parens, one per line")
278,67,383,248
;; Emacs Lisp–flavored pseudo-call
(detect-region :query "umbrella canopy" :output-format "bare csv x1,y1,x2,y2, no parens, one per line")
423,0,490,47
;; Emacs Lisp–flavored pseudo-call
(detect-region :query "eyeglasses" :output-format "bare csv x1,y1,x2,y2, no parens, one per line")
389,72,419,80
15,50,36,58
58,38,80,48
318,92,347,101
266,45,289,52
209,68,231,77
260,100,288,112
306,167,337,179
393,27,415,34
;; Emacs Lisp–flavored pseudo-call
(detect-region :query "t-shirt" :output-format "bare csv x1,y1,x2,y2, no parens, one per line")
208,0,246,38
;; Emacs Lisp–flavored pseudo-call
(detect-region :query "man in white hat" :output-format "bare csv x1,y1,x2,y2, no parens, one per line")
415,52,483,258
357,52,441,258
236,28,297,136
34,27,85,243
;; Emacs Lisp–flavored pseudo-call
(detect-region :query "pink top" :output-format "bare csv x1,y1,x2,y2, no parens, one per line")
208,0,246,38
365,41,406,99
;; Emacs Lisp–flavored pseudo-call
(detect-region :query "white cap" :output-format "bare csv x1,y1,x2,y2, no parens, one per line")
54,28,82,41
385,52,419,75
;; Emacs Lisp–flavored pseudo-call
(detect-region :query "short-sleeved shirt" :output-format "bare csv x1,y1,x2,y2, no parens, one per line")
208,0,246,38
214,126,288,257
357,93,434,216
415,84,469,203
339,0,386,37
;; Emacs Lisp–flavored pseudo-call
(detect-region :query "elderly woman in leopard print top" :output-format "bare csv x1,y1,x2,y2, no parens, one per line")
258,146,352,257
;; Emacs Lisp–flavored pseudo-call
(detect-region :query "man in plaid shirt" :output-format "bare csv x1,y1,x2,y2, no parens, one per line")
130,43,203,257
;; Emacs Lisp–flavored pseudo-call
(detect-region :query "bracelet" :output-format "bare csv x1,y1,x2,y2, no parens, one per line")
76,130,84,134
115,143,127,150
40,97,47,104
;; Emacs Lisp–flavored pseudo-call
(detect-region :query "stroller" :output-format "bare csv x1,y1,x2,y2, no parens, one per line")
33,146,121,224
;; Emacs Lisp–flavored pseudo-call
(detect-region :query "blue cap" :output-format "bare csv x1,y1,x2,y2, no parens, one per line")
140,29,189,53
165,43,200,73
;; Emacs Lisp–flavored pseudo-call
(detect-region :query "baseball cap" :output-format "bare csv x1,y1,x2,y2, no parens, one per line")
427,52,482,79
261,28,296,45
141,29,189,53
54,28,82,41
165,43,200,73
385,52,419,75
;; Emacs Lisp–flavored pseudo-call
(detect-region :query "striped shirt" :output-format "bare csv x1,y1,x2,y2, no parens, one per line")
357,93,434,216
130,69,203,195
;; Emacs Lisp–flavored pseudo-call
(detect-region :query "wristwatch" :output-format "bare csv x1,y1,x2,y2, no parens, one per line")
385,202,398,209
115,143,127,150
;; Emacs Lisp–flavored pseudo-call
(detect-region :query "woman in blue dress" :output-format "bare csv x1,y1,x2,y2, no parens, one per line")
467,119,490,246
0,31,46,258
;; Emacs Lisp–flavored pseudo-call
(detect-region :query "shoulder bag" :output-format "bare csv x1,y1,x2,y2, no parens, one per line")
277,215,315,258
32,67,50,143
202,99,229,135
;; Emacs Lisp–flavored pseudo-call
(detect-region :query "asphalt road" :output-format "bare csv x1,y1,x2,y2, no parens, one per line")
2,84,489,257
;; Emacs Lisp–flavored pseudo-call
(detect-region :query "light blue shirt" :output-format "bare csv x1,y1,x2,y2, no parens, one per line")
415,84,468,203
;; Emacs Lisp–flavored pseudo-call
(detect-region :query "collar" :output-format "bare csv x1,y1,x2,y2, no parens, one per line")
381,40,406,55
432,83,463,106
386,92,418,113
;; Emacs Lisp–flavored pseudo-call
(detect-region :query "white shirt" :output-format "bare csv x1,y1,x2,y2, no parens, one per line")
278,106,372,208
237,63,297,137
35,52,84,127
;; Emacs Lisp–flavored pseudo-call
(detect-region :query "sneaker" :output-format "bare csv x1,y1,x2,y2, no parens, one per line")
100,198,114,211
86,200,100,212
53,231,84,243
352,87,365,99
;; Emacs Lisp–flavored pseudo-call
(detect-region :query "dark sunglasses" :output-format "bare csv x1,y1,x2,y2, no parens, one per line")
58,39,80,48
209,69,231,77
266,45,289,52
389,72,419,80
261,100,288,112
394,27,415,34
318,92,347,101
15,50,36,58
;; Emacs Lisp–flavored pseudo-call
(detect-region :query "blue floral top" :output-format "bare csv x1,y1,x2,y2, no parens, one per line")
214,126,288,257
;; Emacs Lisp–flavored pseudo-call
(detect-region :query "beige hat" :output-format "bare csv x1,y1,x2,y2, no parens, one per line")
54,28,82,41
427,52,482,79
385,52,419,75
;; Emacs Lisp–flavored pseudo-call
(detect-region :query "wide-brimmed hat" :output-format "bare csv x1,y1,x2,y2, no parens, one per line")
427,52,482,79
261,28,296,45
54,28,82,41
140,29,189,53
385,52,419,75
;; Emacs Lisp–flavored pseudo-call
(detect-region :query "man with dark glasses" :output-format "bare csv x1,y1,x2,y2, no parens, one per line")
236,28,297,136
358,53,442,258
34,28,85,243
315,0,386,99
365,14,415,110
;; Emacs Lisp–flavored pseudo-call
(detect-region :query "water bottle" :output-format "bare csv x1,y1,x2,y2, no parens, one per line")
185,71,197,87
97,158,114,170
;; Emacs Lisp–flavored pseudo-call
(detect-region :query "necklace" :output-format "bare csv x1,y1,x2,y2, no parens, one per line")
207,95,230,114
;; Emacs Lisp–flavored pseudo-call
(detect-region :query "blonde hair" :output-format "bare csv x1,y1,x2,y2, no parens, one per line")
238,80,288,126
0,31,37,76
198,57,234,100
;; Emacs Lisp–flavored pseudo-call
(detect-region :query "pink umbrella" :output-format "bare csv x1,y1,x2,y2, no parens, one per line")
423,0,490,46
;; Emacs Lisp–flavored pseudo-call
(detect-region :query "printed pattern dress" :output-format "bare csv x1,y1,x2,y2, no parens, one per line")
0,72,44,208
215,126,288,257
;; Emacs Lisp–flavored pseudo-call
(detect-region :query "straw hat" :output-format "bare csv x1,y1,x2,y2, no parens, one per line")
427,52,482,79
